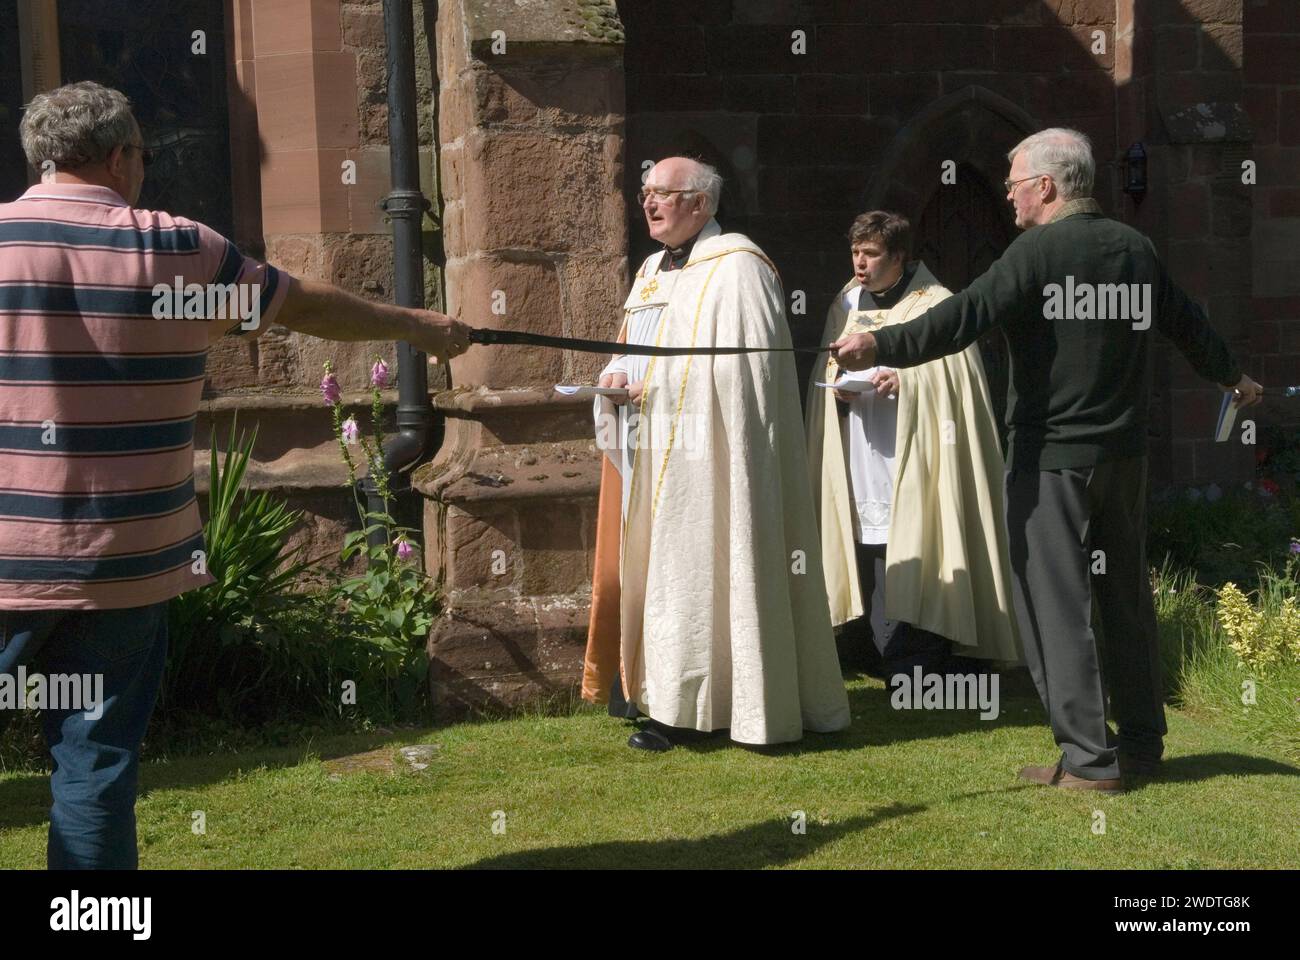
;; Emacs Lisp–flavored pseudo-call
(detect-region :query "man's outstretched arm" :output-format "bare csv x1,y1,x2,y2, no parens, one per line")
268,276,472,361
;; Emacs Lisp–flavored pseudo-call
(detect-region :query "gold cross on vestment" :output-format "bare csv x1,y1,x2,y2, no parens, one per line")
640,277,659,302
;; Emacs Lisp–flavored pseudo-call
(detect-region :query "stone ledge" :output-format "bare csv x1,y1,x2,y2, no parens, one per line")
429,592,590,716
195,389,404,492
461,0,624,57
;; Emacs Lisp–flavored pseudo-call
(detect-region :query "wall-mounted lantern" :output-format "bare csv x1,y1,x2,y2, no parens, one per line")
1122,142,1148,206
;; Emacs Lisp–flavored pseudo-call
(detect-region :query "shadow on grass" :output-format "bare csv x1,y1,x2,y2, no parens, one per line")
1134,751,1300,787
461,804,923,869
939,751,1300,803
0,726,422,834
646,679,1049,758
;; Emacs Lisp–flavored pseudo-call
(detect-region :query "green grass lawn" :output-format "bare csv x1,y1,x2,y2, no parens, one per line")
3,672,1297,869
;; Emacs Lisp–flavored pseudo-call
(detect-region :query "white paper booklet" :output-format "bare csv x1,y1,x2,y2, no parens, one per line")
555,384,629,400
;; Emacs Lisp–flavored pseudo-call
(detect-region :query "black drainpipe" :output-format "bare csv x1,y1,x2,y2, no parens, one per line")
364,0,434,559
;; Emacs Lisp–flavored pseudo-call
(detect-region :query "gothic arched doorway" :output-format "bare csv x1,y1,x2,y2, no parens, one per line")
916,163,1017,449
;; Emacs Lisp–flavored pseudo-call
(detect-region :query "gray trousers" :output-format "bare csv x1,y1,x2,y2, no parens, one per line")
1004,456,1167,779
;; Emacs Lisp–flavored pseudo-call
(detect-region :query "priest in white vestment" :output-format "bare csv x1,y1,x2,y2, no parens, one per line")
806,211,1021,671
582,157,850,749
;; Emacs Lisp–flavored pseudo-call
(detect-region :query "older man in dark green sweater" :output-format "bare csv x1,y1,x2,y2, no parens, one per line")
832,128,1263,794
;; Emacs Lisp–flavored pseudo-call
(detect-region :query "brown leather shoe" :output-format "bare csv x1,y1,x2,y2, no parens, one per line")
1018,762,1125,795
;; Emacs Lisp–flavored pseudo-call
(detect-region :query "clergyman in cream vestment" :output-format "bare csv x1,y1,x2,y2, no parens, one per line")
582,218,851,745
805,262,1021,663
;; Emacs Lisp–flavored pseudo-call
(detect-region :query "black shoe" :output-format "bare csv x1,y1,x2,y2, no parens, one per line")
627,726,672,752
1117,752,1162,777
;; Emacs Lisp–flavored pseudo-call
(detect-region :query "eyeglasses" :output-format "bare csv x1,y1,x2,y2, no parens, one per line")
125,142,156,167
637,187,696,205
1004,174,1046,193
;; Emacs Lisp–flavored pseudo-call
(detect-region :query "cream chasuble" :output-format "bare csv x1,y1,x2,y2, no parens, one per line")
599,220,850,745
805,263,1021,663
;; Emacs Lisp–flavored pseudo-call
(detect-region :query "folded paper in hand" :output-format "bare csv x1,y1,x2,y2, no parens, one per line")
555,384,629,400
814,379,869,393
1214,391,1237,443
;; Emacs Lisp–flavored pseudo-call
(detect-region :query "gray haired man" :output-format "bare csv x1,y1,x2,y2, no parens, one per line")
0,81,471,868
832,128,1262,793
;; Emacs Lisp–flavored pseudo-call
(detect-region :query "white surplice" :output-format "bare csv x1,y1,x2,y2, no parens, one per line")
838,285,899,545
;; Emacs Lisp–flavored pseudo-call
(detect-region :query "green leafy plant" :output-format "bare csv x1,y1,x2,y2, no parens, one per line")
163,416,325,717
1148,485,1296,587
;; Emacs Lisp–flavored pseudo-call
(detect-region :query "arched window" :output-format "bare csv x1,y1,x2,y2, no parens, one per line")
916,164,1016,451
55,0,234,235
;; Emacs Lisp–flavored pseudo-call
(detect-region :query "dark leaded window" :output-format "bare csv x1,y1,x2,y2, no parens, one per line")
917,164,1017,450
0,0,27,202
57,0,234,236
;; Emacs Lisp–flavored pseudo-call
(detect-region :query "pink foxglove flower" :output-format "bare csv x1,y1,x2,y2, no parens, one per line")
370,358,390,389
395,538,414,561
320,372,342,406
341,416,360,445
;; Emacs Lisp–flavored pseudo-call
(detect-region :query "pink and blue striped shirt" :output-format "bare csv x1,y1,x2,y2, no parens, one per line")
0,182,289,609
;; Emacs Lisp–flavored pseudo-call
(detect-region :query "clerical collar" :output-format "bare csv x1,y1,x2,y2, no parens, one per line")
860,262,916,311
659,231,702,272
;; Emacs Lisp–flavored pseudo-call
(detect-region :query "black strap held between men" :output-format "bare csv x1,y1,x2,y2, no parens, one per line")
469,327,831,356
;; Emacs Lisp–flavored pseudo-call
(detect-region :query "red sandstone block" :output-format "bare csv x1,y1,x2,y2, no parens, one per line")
724,74,797,113
1150,0,1241,24
1249,320,1281,354
1279,321,1300,354
1211,182,1254,239
1262,354,1300,384
1054,0,1115,26
873,0,1042,24
1253,146,1300,185
1042,69,1115,115
625,25,708,75
1169,440,1195,482
519,508,590,595
994,25,1105,72
1203,23,1244,67
622,0,733,26
806,0,871,23
1156,25,1202,71
1166,241,1212,296
1268,188,1300,217
915,25,997,72
1244,35,1300,83
1155,72,1248,118
1168,181,1212,239
796,74,869,115
885,72,957,120
626,73,725,114
1280,90,1300,146
341,6,384,48
807,24,874,74
1244,85,1279,146
1245,0,1300,33
252,0,342,57
757,114,892,165
1170,388,1220,433
705,24,816,74
1254,296,1300,320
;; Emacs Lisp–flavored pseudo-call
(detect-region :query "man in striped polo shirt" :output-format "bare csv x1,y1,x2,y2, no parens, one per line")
0,81,471,868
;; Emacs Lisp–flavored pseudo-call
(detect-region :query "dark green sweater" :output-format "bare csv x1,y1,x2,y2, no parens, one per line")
873,199,1242,470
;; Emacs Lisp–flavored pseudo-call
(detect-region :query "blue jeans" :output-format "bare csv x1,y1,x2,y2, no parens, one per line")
0,602,168,869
